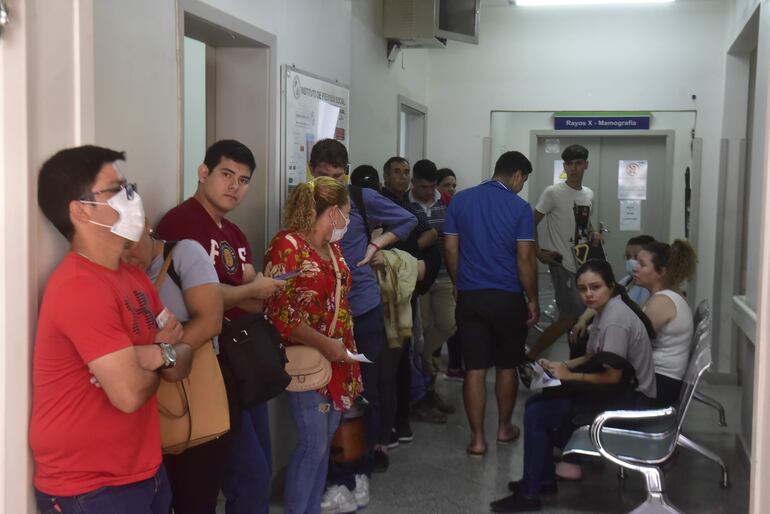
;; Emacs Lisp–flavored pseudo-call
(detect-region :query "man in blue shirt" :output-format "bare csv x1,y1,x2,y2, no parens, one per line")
309,139,416,508
444,151,539,456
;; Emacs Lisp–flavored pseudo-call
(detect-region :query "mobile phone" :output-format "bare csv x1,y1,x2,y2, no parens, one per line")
275,270,301,280
543,367,555,379
155,308,171,329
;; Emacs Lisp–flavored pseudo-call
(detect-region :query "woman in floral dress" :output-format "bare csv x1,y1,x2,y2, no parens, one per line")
264,176,363,514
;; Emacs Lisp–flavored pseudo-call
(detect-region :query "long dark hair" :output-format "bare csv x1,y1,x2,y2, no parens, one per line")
576,259,656,340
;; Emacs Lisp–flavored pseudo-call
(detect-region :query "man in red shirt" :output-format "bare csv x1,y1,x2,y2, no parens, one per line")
156,140,284,514
31,145,193,514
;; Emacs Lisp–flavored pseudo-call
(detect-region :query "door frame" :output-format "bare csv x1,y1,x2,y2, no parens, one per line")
529,130,678,284
177,0,279,242
397,94,428,160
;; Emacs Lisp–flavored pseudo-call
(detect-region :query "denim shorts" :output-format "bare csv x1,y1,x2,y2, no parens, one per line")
549,265,585,320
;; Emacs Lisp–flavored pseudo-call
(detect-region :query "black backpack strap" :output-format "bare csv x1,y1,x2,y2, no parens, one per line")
162,240,183,290
348,185,370,243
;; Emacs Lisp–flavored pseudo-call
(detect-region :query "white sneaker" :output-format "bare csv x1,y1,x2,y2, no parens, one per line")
353,474,370,508
320,485,357,514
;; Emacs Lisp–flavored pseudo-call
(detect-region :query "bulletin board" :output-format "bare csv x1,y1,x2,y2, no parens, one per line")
280,66,349,202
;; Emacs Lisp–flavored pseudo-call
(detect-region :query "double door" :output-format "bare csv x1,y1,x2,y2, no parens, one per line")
532,135,671,277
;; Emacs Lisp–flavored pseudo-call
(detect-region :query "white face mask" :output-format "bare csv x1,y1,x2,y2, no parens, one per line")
330,207,350,243
81,184,146,242
625,258,638,276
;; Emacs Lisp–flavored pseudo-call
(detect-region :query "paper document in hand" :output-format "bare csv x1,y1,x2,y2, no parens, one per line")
347,350,373,364
529,362,562,389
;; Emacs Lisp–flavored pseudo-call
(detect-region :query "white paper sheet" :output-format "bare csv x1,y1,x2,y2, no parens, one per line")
347,349,373,364
528,361,562,389
618,160,648,200
619,200,642,231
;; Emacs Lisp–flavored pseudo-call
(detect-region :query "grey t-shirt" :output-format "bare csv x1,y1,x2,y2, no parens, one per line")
587,295,656,398
148,239,219,323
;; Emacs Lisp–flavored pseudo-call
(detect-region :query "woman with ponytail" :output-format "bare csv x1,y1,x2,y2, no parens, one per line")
491,259,656,513
634,239,698,406
264,177,363,514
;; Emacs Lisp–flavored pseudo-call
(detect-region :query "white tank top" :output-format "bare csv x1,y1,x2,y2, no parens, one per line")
651,290,694,380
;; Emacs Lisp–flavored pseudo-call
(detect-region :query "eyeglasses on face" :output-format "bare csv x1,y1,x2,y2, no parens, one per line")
80,182,138,201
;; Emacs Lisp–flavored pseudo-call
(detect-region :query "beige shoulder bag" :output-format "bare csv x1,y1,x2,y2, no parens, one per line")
154,244,230,454
284,244,340,392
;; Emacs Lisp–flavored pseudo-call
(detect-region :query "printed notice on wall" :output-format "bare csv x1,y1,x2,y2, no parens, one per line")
618,160,648,200
620,200,642,231
553,160,566,184
282,66,349,197
545,139,561,154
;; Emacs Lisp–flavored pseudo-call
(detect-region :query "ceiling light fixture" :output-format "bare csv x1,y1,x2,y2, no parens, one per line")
515,0,674,6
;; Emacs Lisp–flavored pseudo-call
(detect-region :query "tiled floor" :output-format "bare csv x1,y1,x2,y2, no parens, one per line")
221,331,749,513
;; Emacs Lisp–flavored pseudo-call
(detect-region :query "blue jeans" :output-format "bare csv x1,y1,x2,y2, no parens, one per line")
353,305,386,450
35,465,171,514
519,389,652,498
519,394,573,499
285,391,342,514
222,402,272,514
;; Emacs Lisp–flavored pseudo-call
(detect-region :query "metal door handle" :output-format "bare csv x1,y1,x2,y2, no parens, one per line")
0,1,9,38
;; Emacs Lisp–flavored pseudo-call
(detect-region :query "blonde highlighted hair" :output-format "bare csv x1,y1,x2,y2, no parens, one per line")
283,176,349,232
642,239,698,290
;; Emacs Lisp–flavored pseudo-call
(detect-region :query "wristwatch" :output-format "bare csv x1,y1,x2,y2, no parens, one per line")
155,342,177,370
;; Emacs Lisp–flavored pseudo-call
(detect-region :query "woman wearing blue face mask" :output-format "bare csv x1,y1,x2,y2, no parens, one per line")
264,177,362,514
618,235,656,305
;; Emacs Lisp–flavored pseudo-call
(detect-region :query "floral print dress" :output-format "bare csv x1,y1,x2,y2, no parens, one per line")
264,231,363,410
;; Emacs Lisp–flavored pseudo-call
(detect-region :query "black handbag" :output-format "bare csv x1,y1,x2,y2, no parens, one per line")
218,312,290,408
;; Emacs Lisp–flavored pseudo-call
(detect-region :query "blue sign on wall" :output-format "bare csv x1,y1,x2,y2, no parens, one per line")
554,112,651,131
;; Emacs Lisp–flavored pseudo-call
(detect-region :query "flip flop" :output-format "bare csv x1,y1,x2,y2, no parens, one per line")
466,444,487,456
497,425,521,444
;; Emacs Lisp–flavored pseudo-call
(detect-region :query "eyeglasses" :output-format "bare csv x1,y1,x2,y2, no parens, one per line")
80,182,137,201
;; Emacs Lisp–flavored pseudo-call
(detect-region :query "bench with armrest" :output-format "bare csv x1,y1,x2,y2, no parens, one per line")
562,329,718,514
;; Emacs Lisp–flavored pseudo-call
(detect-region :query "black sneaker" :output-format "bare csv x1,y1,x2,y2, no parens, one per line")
395,423,414,443
490,493,542,513
507,480,557,495
387,429,400,449
411,400,447,424
372,449,389,473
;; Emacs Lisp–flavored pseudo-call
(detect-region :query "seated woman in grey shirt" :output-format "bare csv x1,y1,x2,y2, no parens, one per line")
491,259,656,513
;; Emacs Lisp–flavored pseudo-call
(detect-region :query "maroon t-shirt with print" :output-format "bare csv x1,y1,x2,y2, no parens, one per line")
156,197,253,318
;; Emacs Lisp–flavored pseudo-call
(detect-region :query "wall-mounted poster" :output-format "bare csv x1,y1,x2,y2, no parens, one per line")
618,160,648,200
282,66,349,200
620,200,642,231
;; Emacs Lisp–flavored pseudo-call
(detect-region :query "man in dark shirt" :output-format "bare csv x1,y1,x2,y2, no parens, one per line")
381,157,448,426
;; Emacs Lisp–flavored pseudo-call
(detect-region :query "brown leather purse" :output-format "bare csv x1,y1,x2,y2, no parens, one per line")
154,243,230,454
284,244,341,392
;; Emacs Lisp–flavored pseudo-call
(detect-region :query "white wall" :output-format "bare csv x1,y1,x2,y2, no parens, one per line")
349,0,429,170
93,0,180,225
426,0,727,309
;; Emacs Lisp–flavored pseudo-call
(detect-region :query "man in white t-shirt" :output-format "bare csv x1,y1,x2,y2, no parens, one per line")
528,144,594,361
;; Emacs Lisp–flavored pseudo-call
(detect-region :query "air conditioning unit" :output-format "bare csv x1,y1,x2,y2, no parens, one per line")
384,0,480,49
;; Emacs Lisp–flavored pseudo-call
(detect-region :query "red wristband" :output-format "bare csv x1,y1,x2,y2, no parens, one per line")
369,241,381,251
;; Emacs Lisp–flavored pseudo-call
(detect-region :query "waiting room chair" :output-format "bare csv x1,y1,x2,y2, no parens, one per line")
562,333,716,513
690,301,728,427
